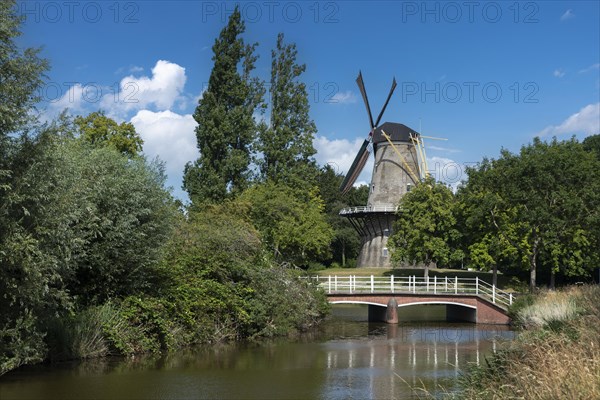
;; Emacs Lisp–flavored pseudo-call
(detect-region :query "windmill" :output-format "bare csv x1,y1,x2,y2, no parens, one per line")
339,71,424,268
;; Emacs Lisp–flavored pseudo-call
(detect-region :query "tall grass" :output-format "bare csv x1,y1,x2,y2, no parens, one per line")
518,289,579,329
456,285,600,400
45,303,119,361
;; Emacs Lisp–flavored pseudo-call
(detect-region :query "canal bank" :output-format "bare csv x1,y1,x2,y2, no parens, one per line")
454,285,600,400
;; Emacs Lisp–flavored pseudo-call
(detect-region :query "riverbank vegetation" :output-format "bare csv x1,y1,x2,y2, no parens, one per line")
1,3,332,375
455,285,600,399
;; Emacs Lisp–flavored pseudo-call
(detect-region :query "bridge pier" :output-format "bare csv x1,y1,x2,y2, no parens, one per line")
368,298,399,324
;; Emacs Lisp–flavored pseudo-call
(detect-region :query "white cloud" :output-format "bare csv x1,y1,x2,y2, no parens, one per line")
129,66,144,73
579,63,600,74
130,110,198,193
427,156,466,192
46,83,91,116
560,9,574,21
427,145,460,153
102,60,187,115
329,90,358,104
553,69,565,78
538,103,600,137
46,60,188,122
314,135,373,186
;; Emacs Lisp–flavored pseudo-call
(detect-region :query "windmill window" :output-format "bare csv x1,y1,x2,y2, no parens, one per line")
383,229,390,237
382,248,389,257
407,183,413,192
371,184,375,193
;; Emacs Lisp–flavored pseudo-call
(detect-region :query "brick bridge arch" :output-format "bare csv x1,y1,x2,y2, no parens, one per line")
328,293,510,324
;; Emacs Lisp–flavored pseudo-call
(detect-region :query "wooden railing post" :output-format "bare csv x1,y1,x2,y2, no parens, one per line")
426,276,430,292
349,275,352,294
370,275,374,293
328,275,331,294
476,277,479,295
445,276,448,292
391,275,394,293
334,275,338,292
455,276,458,294
413,276,416,293
492,284,496,304
434,276,437,294
510,293,513,305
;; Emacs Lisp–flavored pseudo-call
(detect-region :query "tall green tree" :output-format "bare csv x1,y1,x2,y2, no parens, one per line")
74,111,143,157
460,137,600,291
256,33,318,189
0,0,50,372
389,177,463,277
0,0,48,138
238,181,333,267
183,7,263,205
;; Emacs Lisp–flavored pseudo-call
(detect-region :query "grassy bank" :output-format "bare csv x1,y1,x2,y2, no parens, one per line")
454,285,600,399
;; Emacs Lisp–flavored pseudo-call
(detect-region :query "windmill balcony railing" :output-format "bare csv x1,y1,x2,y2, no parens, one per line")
309,275,515,309
339,205,399,215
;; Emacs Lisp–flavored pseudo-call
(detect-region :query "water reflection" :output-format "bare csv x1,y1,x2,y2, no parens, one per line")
0,305,513,400
320,314,513,399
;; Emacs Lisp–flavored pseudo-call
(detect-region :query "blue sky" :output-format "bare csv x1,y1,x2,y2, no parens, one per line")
18,1,600,200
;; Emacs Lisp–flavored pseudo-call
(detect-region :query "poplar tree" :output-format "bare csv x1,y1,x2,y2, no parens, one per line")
256,33,318,189
183,7,263,204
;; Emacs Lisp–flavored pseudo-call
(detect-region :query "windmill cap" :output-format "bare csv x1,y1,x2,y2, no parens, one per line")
373,122,420,143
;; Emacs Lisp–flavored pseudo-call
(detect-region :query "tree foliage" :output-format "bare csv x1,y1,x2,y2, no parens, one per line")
0,0,49,138
126,206,329,346
389,177,463,276
256,33,318,189
239,181,333,267
582,134,600,160
460,137,600,291
0,126,175,372
74,111,143,157
316,165,368,266
183,7,264,205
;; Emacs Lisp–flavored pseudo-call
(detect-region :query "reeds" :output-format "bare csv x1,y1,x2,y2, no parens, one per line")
457,285,600,400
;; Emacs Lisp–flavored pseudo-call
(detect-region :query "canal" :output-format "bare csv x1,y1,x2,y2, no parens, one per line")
0,305,514,400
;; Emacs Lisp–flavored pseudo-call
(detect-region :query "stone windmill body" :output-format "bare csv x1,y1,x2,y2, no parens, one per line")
340,72,426,268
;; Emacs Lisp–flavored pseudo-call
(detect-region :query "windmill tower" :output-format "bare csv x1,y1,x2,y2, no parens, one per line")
340,72,425,268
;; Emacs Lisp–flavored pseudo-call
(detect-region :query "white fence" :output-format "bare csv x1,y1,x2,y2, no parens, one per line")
339,205,399,214
311,275,514,309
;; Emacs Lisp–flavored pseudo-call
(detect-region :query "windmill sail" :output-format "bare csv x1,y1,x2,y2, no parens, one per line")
339,72,397,194
356,71,375,131
374,78,397,127
339,139,370,194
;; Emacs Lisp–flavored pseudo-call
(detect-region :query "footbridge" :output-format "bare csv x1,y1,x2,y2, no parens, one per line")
312,275,514,325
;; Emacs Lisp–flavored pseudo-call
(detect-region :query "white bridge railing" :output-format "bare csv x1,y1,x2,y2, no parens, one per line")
339,205,399,215
311,275,514,309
